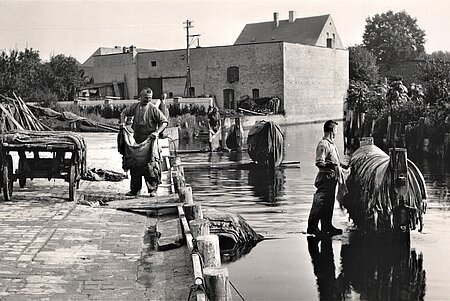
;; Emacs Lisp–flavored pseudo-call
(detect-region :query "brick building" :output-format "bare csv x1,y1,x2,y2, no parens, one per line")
82,11,348,123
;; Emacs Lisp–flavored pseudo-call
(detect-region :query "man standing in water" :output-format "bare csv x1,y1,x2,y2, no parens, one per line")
120,87,168,197
307,120,346,238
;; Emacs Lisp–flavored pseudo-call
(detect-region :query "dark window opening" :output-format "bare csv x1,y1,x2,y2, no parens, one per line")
151,61,157,67
326,38,333,48
168,92,173,98
252,89,260,99
223,89,235,109
188,87,195,98
227,66,239,83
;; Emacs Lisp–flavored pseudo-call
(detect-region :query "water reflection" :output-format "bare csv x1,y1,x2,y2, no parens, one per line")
307,237,340,301
308,234,427,301
248,167,286,205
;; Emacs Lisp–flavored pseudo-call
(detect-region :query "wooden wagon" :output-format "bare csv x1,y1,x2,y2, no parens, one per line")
0,130,87,201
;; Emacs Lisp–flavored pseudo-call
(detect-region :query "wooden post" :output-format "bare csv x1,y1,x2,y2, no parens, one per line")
386,116,392,147
221,117,227,150
197,234,221,268
417,117,425,152
194,203,203,219
203,267,232,301
389,148,410,237
185,186,193,204
234,117,242,152
189,219,210,239
183,204,195,221
394,122,404,147
184,201,203,221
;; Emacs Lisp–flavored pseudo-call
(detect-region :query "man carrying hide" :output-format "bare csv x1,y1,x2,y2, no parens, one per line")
119,87,168,197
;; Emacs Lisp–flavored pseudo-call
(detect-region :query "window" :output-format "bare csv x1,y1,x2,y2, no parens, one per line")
168,92,173,98
151,61,157,67
252,89,260,99
326,38,333,48
188,87,195,98
227,66,239,83
223,89,235,109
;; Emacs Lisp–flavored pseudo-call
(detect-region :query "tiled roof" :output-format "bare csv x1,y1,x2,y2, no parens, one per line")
234,14,330,46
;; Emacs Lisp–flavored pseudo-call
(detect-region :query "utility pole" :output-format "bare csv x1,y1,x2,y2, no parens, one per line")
183,20,201,98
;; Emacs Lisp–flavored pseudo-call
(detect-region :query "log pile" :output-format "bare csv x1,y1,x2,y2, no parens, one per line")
339,144,427,232
0,93,51,132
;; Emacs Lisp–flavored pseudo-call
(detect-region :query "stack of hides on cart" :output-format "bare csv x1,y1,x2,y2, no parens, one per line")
0,130,87,174
117,126,161,182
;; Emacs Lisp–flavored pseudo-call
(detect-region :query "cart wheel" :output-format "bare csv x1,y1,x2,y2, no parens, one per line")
69,164,77,201
3,155,13,201
18,157,27,188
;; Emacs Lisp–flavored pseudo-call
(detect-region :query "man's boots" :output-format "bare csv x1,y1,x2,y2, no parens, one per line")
307,193,323,238
322,199,342,236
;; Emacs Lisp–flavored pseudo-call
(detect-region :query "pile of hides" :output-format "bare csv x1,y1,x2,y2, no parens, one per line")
82,168,126,182
247,120,284,167
203,208,263,262
0,93,50,132
117,126,161,179
238,96,280,114
225,122,244,150
339,144,427,232
1,130,87,175
28,104,118,132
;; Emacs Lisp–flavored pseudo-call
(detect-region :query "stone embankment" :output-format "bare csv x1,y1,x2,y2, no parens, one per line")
0,170,194,300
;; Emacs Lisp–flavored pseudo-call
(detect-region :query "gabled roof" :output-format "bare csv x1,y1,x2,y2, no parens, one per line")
234,14,330,46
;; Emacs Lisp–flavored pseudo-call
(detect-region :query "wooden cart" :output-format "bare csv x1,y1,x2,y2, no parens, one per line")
0,131,87,202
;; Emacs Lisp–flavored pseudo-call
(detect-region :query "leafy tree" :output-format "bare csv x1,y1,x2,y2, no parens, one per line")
349,45,379,84
0,48,42,98
363,10,426,68
42,54,85,101
420,59,450,137
428,51,450,62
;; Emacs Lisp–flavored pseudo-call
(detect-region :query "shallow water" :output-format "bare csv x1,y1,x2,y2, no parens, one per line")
80,128,450,300
179,123,450,301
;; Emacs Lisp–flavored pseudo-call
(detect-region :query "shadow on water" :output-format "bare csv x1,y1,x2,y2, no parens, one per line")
248,167,286,206
307,233,427,301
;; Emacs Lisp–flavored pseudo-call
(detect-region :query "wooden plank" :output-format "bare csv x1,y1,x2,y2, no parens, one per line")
183,160,300,170
0,103,24,130
156,218,184,251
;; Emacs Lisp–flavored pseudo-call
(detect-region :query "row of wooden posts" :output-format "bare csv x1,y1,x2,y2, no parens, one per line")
345,110,450,159
179,190,233,301
172,156,233,301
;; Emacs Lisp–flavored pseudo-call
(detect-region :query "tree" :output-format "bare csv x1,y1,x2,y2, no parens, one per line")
363,10,426,68
0,48,42,98
428,51,450,62
42,54,85,101
349,45,379,84
420,59,450,138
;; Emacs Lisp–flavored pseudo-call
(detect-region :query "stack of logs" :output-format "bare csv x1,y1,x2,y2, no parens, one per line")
0,93,50,132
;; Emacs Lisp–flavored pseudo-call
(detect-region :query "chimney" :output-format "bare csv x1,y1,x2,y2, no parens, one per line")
273,12,279,28
289,11,296,23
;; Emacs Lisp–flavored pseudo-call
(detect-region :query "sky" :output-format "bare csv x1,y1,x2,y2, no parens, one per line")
0,0,449,64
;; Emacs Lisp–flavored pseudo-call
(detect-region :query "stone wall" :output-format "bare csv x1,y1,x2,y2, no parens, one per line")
137,43,284,108
91,53,138,99
283,43,348,123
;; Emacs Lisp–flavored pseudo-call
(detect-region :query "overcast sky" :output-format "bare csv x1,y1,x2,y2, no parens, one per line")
1,0,449,63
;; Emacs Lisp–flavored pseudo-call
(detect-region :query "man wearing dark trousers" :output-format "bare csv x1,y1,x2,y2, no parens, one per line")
120,87,168,197
307,120,346,238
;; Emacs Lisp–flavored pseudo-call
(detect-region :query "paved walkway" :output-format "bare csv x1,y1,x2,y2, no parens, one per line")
0,178,193,301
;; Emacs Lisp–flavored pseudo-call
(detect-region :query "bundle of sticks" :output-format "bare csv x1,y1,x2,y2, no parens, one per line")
0,93,51,132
